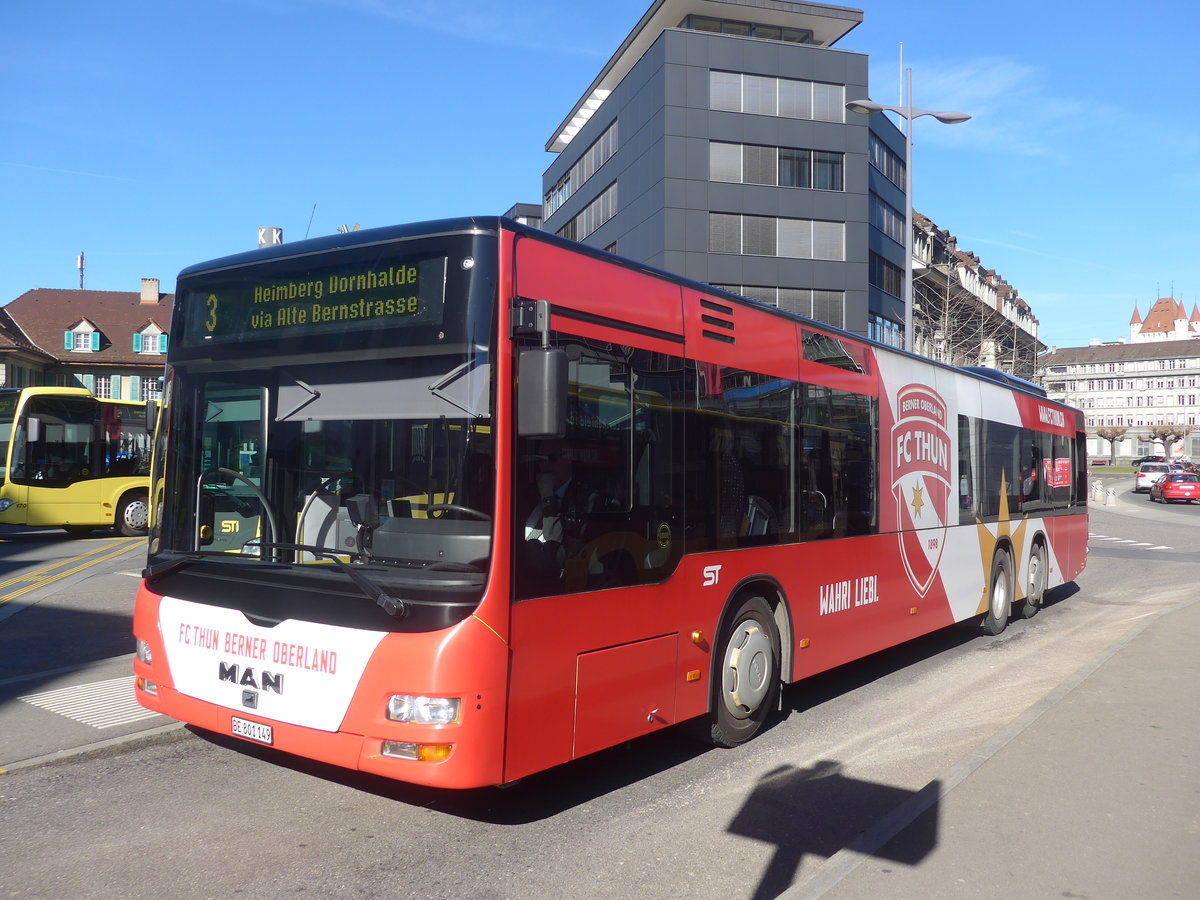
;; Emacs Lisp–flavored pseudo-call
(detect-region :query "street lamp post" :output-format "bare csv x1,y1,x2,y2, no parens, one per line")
847,68,970,353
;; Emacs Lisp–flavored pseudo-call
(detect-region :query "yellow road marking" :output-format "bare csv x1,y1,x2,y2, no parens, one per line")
0,538,142,607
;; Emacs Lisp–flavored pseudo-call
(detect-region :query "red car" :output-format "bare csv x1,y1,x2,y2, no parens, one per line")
1149,472,1200,503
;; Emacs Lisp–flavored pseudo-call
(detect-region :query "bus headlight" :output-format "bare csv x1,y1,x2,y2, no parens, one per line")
386,695,461,725
136,639,153,664
0,499,12,512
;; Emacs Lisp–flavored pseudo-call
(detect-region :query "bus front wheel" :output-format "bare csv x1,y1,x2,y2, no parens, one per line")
982,550,1013,636
704,594,781,748
116,491,150,537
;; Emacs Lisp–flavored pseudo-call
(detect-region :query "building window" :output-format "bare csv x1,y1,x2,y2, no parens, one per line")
711,142,844,191
711,71,742,112
142,378,162,402
134,331,168,354
870,195,905,245
544,120,618,218
94,375,112,399
869,252,903,298
869,314,903,348
66,327,99,353
683,15,815,44
557,182,617,242
710,71,844,123
869,134,905,188
709,213,845,261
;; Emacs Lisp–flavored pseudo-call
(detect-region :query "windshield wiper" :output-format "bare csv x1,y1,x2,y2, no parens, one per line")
144,553,206,584
253,542,408,619
427,356,488,418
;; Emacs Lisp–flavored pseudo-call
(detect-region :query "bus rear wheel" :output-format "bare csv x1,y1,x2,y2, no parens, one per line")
704,595,781,748
116,491,150,537
982,550,1013,635
1021,541,1048,619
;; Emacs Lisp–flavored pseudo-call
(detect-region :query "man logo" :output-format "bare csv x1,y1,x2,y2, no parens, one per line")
218,662,284,694
242,690,259,709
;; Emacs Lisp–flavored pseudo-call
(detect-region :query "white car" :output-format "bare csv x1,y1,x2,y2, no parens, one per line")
1134,462,1170,492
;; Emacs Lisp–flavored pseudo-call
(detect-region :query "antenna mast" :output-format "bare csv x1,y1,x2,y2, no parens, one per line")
77,252,85,289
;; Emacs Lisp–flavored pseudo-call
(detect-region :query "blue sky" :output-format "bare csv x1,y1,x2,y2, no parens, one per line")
4,0,1197,349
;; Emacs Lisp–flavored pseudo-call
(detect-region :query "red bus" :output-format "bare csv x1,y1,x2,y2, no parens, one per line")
132,217,1087,788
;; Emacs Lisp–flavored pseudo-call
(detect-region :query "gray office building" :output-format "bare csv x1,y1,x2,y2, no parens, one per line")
539,0,906,346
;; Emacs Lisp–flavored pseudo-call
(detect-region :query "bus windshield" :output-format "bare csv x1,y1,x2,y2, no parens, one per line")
149,227,497,630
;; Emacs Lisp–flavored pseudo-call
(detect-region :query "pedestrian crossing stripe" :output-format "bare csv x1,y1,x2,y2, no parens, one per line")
19,675,163,729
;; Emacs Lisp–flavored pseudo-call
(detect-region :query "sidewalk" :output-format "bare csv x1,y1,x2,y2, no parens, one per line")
795,594,1200,898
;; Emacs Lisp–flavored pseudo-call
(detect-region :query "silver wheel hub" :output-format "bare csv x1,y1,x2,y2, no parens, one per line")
993,568,1009,620
722,621,772,717
123,499,149,530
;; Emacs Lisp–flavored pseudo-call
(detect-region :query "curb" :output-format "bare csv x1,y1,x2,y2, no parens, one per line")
0,721,189,775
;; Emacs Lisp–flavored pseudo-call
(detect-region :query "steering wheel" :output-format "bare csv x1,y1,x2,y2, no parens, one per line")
426,503,491,521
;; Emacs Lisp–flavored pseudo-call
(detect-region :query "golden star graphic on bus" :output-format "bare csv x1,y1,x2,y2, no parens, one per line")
910,484,925,518
975,470,1028,614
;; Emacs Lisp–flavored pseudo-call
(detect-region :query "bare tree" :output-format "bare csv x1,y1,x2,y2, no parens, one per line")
1095,426,1128,465
1144,425,1188,458
1148,425,1194,459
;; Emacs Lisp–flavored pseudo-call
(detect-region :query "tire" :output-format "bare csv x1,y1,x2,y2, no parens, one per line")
702,595,781,748
116,490,150,537
982,550,1013,636
1021,541,1047,619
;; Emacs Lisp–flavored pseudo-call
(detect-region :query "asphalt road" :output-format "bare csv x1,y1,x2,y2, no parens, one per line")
1,484,1196,899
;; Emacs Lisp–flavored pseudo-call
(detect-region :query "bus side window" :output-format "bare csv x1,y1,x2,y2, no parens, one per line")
514,341,685,600
958,415,977,525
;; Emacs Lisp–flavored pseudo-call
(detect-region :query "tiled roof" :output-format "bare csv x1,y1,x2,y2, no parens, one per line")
1039,338,1200,366
1138,296,1185,334
4,287,173,367
0,305,56,360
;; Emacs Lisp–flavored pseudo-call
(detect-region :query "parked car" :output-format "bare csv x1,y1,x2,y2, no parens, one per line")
1131,454,1165,466
1134,462,1171,492
1149,472,1200,503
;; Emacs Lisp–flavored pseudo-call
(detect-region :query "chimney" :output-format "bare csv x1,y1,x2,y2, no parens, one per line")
140,278,160,305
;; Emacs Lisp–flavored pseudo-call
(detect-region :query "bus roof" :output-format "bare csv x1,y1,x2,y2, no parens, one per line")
176,215,1062,410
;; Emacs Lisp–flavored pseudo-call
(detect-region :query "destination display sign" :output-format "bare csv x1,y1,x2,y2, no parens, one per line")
179,254,449,347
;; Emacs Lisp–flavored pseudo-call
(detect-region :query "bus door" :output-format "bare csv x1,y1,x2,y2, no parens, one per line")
506,336,686,777
16,397,102,527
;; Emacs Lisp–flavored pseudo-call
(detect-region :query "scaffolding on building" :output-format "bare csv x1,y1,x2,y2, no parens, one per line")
909,212,1044,381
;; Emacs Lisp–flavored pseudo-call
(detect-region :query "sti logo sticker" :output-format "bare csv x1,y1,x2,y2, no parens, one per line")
892,384,951,596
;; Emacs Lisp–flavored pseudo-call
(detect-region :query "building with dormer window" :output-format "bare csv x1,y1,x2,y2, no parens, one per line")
0,278,172,401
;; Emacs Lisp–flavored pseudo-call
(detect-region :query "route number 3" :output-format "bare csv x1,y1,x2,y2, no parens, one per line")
205,294,219,333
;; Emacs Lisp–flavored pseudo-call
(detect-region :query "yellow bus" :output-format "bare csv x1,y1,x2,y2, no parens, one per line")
0,386,151,536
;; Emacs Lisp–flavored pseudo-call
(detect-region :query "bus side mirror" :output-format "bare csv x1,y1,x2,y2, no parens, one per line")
517,348,568,439
26,417,41,443
146,400,158,433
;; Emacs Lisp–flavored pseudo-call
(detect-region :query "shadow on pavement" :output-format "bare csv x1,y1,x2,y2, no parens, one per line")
0,605,136,698
727,761,940,899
